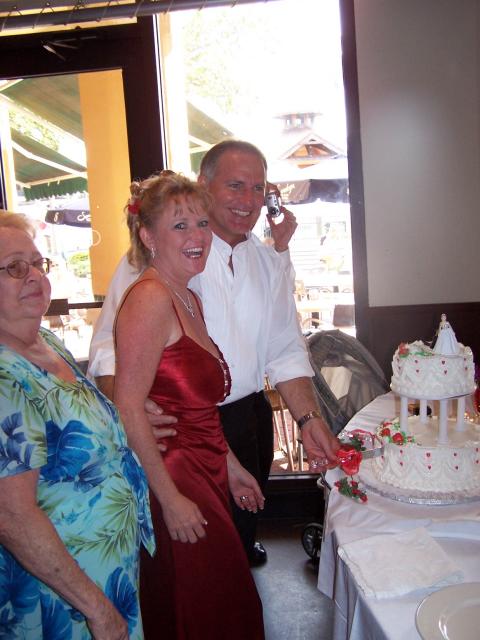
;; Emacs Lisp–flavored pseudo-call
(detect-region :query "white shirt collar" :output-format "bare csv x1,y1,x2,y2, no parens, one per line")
212,231,253,262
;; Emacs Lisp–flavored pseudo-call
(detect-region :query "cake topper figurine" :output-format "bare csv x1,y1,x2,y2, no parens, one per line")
434,313,460,355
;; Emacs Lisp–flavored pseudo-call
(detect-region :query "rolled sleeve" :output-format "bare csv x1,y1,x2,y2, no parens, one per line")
87,255,139,379
265,266,314,388
87,306,116,378
87,340,116,378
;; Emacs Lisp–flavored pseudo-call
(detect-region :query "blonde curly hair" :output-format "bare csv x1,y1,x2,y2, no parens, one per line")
125,171,213,270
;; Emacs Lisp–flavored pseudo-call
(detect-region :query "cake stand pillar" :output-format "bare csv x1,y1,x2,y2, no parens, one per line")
456,396,466,431
438,398,448,444
419,399,428,423
400,396,409,432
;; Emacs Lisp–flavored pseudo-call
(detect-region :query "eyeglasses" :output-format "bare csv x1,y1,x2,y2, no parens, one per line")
0,257,51,279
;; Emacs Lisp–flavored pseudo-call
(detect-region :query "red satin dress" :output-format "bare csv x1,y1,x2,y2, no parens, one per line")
140,303,265,640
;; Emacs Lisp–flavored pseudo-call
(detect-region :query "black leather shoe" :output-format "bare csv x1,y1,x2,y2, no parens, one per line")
248,541,267,567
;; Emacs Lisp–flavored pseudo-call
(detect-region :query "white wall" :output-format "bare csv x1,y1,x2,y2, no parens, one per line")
354,0,480,306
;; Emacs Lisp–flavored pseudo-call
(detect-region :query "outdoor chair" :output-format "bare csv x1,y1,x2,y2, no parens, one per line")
265,377,297,472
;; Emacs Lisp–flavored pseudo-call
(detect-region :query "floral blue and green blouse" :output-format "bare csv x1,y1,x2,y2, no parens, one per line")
0,328,154,639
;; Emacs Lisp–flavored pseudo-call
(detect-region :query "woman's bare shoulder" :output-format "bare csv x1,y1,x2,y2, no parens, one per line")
116,274,175,345
123,273,172,311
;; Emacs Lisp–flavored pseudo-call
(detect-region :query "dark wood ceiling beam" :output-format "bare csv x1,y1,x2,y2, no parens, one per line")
0,0,278,31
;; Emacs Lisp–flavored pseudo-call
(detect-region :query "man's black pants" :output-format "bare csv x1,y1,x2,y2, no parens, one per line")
218,390,274,555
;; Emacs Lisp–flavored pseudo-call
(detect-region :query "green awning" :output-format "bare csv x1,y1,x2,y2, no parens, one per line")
1,75,87,199
187,100,232,174
12,128,86,180
24,177,88,201
2,75,83,139
1,74,232,196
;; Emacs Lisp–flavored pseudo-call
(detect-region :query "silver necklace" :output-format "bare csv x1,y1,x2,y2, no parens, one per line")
153,268,195,318
172,288,195,318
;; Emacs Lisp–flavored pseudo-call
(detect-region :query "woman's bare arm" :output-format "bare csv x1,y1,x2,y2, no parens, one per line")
226,448,265,513
0,470,128,640
114,278,207,543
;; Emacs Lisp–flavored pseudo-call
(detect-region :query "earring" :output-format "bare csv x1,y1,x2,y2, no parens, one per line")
150,246,156,260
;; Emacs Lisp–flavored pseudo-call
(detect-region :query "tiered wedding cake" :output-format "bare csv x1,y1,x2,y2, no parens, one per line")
370,315,479,494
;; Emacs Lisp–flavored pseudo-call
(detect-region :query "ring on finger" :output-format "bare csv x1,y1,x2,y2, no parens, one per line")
310,457,328,470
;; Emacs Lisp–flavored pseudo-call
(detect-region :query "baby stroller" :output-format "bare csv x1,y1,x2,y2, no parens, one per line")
300,329,389,559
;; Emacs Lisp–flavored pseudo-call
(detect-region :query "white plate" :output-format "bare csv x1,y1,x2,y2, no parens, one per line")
416,582,480,639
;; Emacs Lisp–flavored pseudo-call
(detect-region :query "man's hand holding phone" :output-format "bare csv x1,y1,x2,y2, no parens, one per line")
265,182,297,252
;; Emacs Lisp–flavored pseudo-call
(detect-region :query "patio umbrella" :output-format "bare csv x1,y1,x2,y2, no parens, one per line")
45,196,91,227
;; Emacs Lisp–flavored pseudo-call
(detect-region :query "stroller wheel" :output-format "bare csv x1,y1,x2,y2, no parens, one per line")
301,522,323,559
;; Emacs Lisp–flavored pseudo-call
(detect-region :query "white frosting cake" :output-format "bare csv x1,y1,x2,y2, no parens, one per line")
391,340,475,399
372,417,480,493
369,316,480,496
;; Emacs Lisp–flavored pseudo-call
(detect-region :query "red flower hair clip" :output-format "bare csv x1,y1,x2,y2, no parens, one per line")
128,197,141,215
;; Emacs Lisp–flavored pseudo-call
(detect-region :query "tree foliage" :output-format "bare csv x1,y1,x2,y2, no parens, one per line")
182,8,278,117
67,251,90,278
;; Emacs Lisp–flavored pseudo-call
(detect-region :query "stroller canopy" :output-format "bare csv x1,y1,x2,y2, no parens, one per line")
307,330,389,436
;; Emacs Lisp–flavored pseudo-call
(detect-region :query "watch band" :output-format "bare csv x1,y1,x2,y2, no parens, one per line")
297,409,322,429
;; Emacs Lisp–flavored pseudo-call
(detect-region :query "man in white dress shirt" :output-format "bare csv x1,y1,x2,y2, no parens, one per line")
88,140,340,565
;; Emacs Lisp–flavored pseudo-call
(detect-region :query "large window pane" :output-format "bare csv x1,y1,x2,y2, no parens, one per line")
158,0,353,473
0,70,131,361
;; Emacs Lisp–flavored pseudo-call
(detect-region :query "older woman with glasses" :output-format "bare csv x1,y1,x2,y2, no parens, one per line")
0,210,155,640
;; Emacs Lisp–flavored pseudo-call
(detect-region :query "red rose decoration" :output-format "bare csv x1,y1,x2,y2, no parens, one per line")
337,446,363,476
392,432,404,445
398,343,409,356
334,476,368,503
380,427,391,437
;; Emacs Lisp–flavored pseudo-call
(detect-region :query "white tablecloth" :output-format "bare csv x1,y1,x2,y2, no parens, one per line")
317,392,480,640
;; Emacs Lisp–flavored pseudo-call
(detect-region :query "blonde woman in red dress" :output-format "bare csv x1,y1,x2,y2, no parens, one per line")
114,172,265,640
